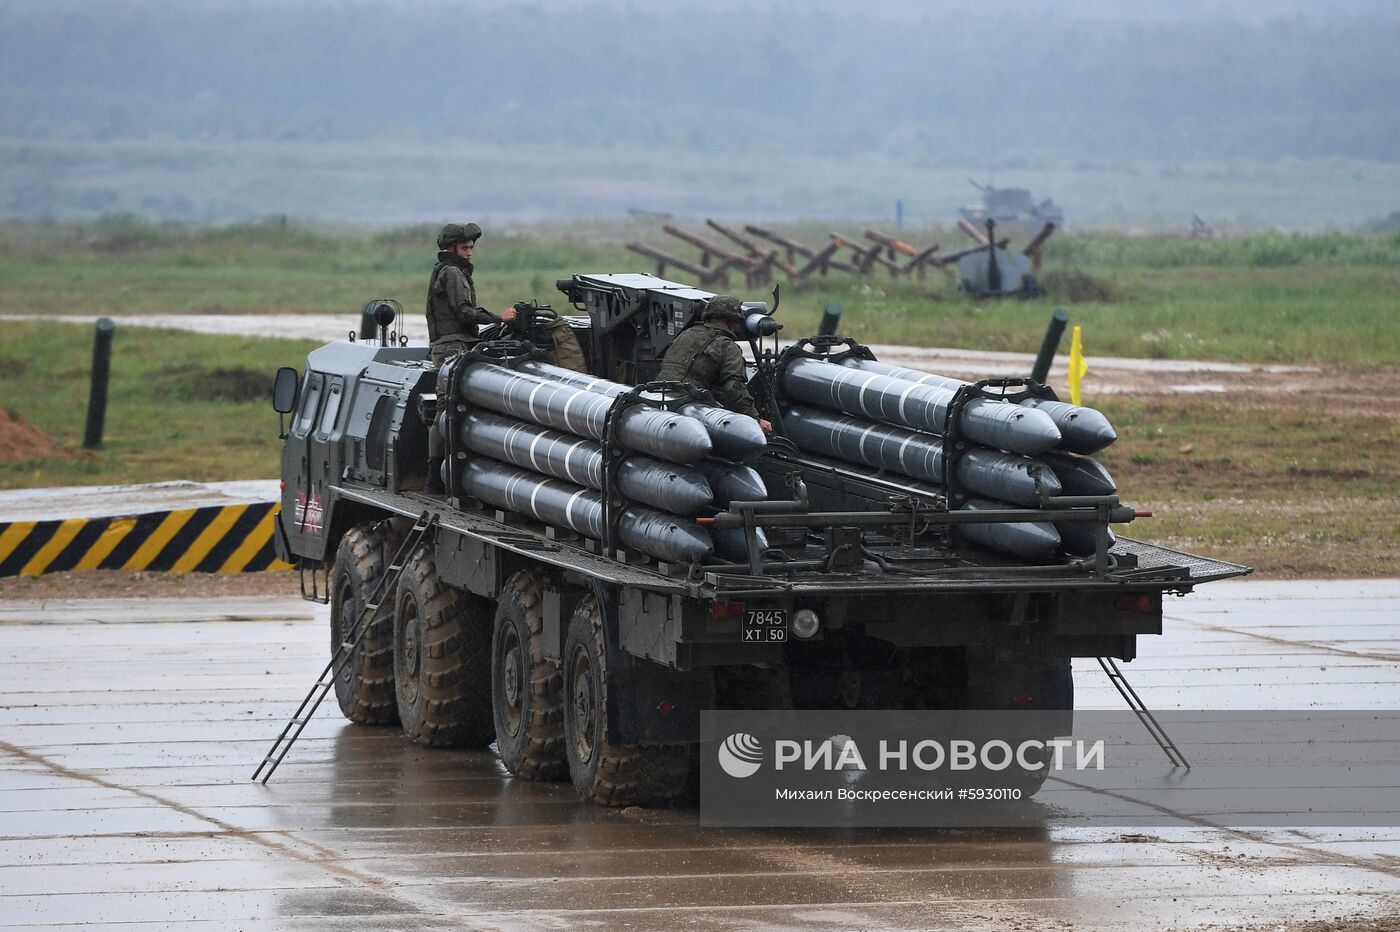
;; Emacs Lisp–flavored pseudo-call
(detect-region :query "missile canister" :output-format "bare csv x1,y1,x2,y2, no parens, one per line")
460,411,714,515
457,361,711,464
957,498,1061,562
1017,398,1117,454
782,404,1060,507
840,358,1116,454
710,525,772,564
694,458,769,506
1041,451,1117,497
781,358,1060,456
515,360,767,460
889,477,1062,563
461,459,712,563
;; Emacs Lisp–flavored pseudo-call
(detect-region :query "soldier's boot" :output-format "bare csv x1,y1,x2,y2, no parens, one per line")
426,458,446,495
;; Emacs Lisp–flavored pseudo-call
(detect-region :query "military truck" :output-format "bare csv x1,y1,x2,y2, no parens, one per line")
265,274,1248,806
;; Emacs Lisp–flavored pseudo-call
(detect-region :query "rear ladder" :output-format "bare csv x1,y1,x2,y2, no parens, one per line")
1098,656,1190,769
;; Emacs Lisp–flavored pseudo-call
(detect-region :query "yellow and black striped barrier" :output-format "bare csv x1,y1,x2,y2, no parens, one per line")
0,502,293,577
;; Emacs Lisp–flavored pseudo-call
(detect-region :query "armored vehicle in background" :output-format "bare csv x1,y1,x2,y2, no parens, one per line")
960,179,1065,236
266,273,1247,806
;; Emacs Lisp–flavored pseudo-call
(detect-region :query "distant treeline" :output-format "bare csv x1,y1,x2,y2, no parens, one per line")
2,0,1398,164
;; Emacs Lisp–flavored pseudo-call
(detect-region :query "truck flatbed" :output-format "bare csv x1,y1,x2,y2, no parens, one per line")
334,482,1249,599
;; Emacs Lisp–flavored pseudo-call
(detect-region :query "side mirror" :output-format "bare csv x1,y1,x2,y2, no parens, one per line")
272,367,299,414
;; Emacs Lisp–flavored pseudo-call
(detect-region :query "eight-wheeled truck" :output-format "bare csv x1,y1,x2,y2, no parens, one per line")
264,274,1250,805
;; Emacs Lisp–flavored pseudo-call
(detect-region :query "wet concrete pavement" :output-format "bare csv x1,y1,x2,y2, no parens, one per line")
2,580,1398,930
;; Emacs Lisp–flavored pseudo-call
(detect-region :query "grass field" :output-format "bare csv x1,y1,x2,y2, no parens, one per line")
0,321,316,488
1,218,1396,578
3,216,1399,367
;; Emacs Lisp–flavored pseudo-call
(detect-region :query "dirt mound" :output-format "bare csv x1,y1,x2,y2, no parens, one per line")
157,364,268,402
0,408,61,463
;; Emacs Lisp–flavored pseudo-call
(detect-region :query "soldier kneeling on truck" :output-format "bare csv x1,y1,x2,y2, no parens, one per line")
659,295,772,433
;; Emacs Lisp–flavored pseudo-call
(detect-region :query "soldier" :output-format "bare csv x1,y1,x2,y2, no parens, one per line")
425,223,515,493
426,222,514,366
659,295,772,433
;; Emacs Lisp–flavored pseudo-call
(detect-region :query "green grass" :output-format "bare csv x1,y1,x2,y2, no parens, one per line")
0,321,315,488
2,216,1399,367
1092,397,1400,578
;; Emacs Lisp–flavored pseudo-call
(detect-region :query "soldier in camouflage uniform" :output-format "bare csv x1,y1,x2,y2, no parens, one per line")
425,223,516,492
658,295,772,433
426,222,515,366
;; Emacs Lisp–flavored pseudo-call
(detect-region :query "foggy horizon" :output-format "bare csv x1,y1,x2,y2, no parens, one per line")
2,0,1397,226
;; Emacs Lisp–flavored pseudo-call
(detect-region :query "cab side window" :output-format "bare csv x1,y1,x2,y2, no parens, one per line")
294,373,325,438
315,377,345,441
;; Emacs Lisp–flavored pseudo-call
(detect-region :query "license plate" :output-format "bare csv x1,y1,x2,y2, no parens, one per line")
742,609,788,642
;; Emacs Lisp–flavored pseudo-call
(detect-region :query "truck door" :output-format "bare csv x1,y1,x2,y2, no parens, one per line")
283,372,336,558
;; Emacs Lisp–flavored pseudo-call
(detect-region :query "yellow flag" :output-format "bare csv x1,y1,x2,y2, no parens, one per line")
1067,325,1088,406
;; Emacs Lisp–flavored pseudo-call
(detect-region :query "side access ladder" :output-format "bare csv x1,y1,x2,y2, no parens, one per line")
1098,656,1190,769
252,511,438,784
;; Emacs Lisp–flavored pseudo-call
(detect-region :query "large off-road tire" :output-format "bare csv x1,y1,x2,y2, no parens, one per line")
329,522,399,725
964,649,1074,796
562,594,689,806
491,571,567,781
392,544,495,747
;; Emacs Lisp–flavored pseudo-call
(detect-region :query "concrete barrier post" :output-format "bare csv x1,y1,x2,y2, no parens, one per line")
82,317,115,450
1031,308,1069,385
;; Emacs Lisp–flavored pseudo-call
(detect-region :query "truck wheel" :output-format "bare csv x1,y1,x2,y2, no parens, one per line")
562,594,689,806
965,650,1074,796
491,571,566,781
392,544,495,747
329,522,398,725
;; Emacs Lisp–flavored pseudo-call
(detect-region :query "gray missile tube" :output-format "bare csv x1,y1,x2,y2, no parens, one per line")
694,458,769,506
884,477,1063,563
458,362,711,464
1018,398,1117,454
1041,451,1117,497
516,360,768,460
710,526,771,564
781,358,1060,455
461,459,712,563
690,459,772,561
842,358,1117,454
782,405,1060,507
958,498,1062,562
460,411,714,515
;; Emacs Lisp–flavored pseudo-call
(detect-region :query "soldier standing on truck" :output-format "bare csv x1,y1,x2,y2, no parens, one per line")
659,295,772,434
425,222,515,493
426,222,514,365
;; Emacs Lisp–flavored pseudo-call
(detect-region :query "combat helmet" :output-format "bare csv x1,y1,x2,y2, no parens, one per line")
437,222,483,250
702,295,745,322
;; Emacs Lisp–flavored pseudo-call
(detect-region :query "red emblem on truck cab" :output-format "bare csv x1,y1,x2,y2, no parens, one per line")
293,492,324,535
